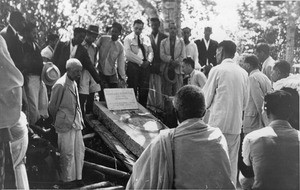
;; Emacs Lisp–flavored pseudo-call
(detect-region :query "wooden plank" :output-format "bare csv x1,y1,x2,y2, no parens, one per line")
85,114,136,171
93,101,168,157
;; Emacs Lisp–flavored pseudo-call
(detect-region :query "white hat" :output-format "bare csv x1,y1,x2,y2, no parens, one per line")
41,62,61,86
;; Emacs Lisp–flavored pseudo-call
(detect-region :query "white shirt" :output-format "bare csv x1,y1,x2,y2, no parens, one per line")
188,69,207,88
203,58,248,134
262,56,275,80
185,41,200,69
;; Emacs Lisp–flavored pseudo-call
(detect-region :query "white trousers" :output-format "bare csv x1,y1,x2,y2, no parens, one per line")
24,75,48,125
58,129,85,182
10,128,29,190
223,133,240,188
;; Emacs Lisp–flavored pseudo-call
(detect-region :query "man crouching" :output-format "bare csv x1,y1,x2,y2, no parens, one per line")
49,58,85,188
126,85,234,189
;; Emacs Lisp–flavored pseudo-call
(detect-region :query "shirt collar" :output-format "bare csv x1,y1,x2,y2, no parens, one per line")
249,68,260,76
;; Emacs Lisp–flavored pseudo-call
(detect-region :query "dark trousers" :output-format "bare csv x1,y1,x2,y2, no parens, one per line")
126,62,150,107
98,73,119,101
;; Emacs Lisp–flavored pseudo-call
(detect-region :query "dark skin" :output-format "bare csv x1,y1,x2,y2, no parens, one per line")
72,32,86,46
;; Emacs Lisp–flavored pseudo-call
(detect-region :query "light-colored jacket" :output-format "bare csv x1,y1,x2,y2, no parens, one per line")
49,73,83,133
160,36,186,74
262,56,275,80
243,69,272,134
203,58,248,135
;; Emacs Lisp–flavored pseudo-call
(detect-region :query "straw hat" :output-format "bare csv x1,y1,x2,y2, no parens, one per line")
41,62,61,86
163,63,177,84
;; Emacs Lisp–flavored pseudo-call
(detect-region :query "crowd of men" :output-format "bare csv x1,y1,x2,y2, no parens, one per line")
0,10,299,189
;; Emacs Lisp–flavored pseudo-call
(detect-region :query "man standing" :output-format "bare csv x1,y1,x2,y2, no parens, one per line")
0,11,26,73
182,57,206,88
41,33,59,62
80,25,101,114
160,21,186,97
126,85,234,189
52,27,101,116
124,19,153,107
194,27,218,67
182,27,200,70
256,43,275,80
49,58,85,189
203,40,248,187
147,18,167,112
239,54,272,134
96,22,126,100
242,90,299,190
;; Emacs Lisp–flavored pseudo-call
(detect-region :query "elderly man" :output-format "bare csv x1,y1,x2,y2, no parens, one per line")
124,19,153,107
49,58,85,189
0,35,29,189
126,85,234,189
256,43,275,80
242,90,300,190
203,40,248,187
239,54,272,134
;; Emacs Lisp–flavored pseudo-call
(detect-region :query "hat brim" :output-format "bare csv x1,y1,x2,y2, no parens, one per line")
41,62,61,86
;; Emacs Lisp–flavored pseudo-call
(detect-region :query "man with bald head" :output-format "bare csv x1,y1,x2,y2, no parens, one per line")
49,58,85,188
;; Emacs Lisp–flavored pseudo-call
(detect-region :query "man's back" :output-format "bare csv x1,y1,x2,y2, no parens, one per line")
203,58,248,134
242,120,300,190
173,118,234,189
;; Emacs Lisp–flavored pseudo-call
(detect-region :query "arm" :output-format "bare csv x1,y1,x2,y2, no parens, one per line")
241,135,252,166
117,46,126,81
52,41,62,64
80,47,101,83
146,44,154,63
249,76,264,123
124,36,143,65
193,43,200,69
202,67,218,109
48,83,64,120
160,40,172,63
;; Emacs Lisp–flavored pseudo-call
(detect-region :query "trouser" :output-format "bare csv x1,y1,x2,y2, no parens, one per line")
98,73,119,101
223,133,240,188
126,62,150,108
10,130,29,190
24,75,49,125
147,73,163,111
58,129,85,182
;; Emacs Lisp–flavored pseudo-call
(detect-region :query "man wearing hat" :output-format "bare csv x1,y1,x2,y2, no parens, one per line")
194,27,218,67
52,27,101,116
41,62,61,98
80,25,101,114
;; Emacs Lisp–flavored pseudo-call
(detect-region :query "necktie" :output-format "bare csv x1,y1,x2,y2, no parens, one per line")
137,35,147,61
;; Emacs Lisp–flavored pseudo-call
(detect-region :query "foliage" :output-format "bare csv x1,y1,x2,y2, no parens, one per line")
236,0,300,63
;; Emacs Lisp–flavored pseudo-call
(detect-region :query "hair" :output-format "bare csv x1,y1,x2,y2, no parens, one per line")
182,27,191,31
218,40,236,58
204,27,212,33
150,17,160,24
244,54,260,69
256,43,270,55
73,27,86,35
281,87,299,130
133,19,144,26
112,22,122,32
8,11,24,25
24,22,36,32
183,57,195,69
264,90,293,120
273,60,291,75
173,85,206,121
66,58,82,70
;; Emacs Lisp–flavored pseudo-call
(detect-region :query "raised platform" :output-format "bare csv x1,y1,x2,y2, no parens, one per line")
93,101,168,157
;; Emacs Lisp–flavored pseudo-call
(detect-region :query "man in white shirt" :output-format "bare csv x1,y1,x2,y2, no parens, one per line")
203,40,248,187
124,19,153,107
256,43,275,80
182,57,206,88
182,27,200,70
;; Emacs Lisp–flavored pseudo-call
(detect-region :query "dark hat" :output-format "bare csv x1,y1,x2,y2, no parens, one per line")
74,27,86,34
86,25,99,35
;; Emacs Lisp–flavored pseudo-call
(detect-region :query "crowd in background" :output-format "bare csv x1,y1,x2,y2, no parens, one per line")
0,10,299,189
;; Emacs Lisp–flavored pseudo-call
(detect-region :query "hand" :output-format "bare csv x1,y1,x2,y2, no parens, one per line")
141,60,150,69
119,79,127,88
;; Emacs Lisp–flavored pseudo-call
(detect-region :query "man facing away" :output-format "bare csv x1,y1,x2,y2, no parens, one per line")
96,22,126,100
182,57,206,88
147,17,167,112
49,58,85,189
255,43,275,80
124,19,153,107
239,54,272,135
202,40,248,187
126,85,234,189
242,90,300,190
182,26,201,70
194,27,218,67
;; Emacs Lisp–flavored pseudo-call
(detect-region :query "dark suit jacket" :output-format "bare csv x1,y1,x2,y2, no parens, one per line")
0,25,25,73
52,41,100,83
194,38,218,66
23,41,44,76
149,32,168,74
